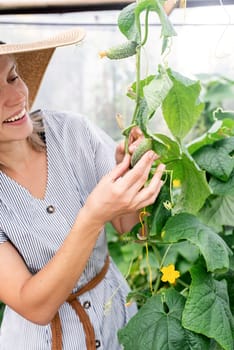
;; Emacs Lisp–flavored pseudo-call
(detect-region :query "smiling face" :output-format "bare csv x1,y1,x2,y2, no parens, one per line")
0,54,33,145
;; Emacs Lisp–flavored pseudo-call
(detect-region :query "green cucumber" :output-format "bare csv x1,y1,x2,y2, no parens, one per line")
101,41,138,60
131,138,152,167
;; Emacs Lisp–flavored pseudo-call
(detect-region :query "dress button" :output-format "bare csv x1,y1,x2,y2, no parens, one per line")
83,301,91,309
46,205,55,214
95,339,101,348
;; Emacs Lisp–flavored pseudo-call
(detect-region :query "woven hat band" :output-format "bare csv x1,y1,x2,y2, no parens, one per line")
15,48,55,109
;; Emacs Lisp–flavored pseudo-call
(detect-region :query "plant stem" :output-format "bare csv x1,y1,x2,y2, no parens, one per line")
180,287,189,296
160,244,172,269
177,279,190,288
150,245,162,294
141,9,150,47
151,244,162,264
153,244,172,294
145,242,154,293
153,273,161,294
132,12,142,124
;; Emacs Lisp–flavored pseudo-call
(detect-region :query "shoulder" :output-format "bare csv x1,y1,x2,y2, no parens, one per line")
40,109,116,150
41,109,86,133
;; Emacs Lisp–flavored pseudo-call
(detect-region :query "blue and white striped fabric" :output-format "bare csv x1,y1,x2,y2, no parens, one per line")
0,110,137,349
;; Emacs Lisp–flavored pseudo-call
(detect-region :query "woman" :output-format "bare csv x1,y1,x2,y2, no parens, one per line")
0,28,165,349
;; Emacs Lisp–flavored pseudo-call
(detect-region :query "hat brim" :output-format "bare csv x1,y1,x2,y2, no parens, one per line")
0,27,86,55
0,27,86,109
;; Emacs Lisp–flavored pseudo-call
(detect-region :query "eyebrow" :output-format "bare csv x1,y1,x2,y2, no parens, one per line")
9,64,16,73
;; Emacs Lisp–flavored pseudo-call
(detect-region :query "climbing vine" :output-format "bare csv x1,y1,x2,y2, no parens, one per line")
101,1,234,349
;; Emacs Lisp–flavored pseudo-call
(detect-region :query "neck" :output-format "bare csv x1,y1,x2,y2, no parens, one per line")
0,139,35,172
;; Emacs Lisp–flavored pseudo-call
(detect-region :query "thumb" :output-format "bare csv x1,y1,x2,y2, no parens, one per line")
111,154,131,181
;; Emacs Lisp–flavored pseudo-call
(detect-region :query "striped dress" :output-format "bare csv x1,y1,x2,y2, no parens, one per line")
0,110,137,350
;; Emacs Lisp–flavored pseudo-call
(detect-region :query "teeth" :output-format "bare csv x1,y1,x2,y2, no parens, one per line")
5,109,25,123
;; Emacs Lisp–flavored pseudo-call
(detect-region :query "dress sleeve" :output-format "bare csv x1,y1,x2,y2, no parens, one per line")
44,110,118,202
57,110,117,181
0,228,8,244
84,118,117,181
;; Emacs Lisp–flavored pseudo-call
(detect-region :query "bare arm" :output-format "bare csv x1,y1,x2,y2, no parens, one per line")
0,208,100,325
0,151,163,325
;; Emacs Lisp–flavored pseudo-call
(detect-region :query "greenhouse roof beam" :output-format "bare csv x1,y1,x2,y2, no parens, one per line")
0,0,233,15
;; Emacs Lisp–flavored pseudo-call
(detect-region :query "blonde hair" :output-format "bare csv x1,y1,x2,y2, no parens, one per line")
27,110,46,151
0,51,46,152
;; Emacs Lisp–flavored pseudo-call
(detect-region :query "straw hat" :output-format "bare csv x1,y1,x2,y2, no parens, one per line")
0,27,86,109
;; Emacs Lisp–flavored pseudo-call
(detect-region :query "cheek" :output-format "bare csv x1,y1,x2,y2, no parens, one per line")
20,79,29,99
22,80,30,112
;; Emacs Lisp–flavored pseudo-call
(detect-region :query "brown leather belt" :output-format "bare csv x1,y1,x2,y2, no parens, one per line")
51,255,110,350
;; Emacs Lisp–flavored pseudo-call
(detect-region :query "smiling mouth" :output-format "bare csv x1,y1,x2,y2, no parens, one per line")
4,109,26,123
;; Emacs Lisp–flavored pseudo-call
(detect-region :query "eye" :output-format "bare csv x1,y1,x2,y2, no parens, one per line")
8,64,20,83
8,75,19,83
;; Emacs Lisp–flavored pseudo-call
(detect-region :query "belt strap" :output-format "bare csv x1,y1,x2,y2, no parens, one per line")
51,255,110,350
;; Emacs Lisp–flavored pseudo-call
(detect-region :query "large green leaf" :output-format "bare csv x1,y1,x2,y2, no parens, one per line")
213,107,234,121
204,81,234,106
112,241,143,276
188,118,234,155
167,152,211,214
144,67,173,116
106,223,144,276
118,0,176,53
198,195,234,232
216,269,234,315
162,69,204,140
118,288,210,350
162,213,231,272
193,137,234,181
153,133,181,162
159,241,199,275
148,177,172,236
134,98,151,133
182,263,234,350
209,170,234,196
127,75,155,100
118,3,140,42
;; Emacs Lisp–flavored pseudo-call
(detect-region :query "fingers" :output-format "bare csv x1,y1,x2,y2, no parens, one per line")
128,128,144,154
115,141,125,164
136,180,163,209
123,150,158,191
150,163,166,185
134,163,166,208
112,148,157,185
107,149,165,211
110,153,131,181
89,151,165,223
129,126,143,143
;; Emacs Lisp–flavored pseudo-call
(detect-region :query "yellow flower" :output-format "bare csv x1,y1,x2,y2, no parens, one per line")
173,179,181,188
160,264,180,284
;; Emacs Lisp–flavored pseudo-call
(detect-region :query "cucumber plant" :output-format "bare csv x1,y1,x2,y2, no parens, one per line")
101,1,234,349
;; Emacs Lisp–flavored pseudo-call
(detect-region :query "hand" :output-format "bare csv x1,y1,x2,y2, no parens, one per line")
115,126,144,164
84,150,165,226
128,126,144,154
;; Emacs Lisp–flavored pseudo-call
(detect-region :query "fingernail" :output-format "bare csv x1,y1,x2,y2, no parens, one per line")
148,151,157,160
158,163,166,171
129,145,137,153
